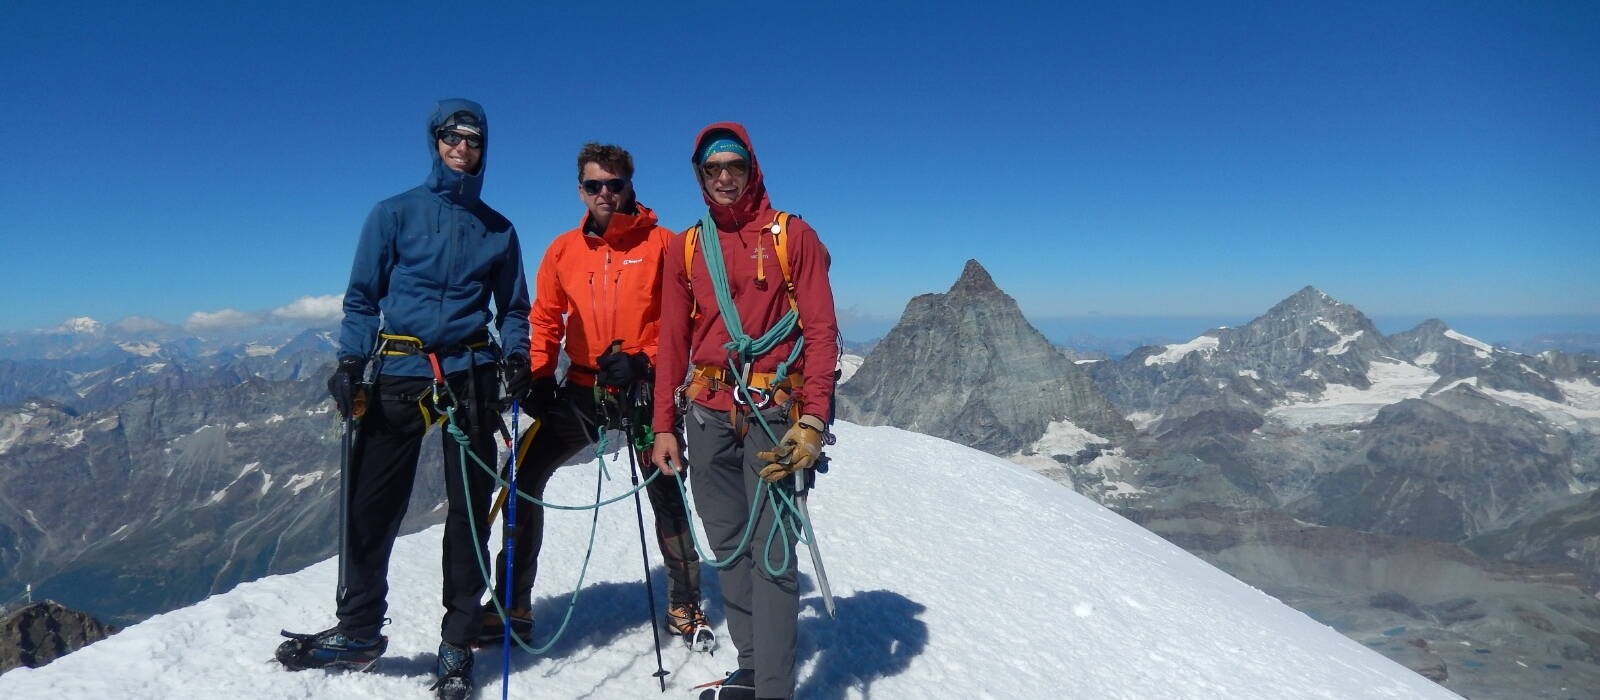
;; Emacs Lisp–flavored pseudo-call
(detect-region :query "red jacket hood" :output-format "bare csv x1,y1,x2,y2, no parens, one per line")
692,122,772,232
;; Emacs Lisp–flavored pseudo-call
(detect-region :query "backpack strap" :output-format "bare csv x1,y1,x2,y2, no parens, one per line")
684,223,702,320
769,212,801,322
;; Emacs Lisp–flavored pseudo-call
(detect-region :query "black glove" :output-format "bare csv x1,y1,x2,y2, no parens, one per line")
327,356,366,418
520,376,560,421
502,354,532,403
596,346,651,389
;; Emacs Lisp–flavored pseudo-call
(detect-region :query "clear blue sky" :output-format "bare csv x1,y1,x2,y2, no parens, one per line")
3,1,1596,337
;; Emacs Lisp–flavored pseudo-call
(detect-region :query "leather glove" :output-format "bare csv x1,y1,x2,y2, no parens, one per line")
327,356,366,419
757,414,828,483
501,354,532,403
520,376,560,421
596,344,651,389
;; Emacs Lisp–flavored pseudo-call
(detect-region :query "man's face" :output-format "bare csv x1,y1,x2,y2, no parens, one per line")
579,161,631,224
699,152,750,206
436,129,483,174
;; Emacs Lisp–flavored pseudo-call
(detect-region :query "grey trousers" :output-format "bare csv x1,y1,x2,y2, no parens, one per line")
685,403,799,699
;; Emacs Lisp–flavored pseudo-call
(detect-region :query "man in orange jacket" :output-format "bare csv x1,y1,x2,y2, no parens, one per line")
482,143,712,651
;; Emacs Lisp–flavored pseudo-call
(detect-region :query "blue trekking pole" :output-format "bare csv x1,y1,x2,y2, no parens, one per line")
501,400,520,700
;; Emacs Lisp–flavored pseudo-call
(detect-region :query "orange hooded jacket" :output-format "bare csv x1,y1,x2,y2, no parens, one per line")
528,204,674,387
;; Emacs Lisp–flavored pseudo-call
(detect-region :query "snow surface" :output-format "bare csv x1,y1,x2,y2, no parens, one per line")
1443,329,1493,357
1414,351,1439,368
1267,361,1439,428
835,354,864,385
0,422,1456,699
1144,335,1220,366
1477,379,1600,433
1326,330,1364,356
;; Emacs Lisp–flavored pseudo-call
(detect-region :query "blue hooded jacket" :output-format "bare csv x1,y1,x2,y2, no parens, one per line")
336,98,531,377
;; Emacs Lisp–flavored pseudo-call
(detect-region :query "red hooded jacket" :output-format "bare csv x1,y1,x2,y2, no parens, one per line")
529,204,674,387
652,123,840,429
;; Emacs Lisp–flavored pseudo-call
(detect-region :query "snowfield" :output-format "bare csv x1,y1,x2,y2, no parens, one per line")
0,422,1456,699
1268,360,1439,428
1144,335,1220,366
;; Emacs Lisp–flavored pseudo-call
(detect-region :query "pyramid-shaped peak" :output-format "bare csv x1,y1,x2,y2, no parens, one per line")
1267,285,1356,317
1288,286,1331,303
949,259,1001,295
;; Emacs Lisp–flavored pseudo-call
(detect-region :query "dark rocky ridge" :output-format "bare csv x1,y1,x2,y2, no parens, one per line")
0,600,117,673
838,260,1130,455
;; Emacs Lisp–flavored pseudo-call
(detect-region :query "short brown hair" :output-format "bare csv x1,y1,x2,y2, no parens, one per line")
577,143,634,180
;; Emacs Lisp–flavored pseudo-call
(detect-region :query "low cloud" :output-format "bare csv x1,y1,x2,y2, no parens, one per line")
184,308,261,332
271,294,343,324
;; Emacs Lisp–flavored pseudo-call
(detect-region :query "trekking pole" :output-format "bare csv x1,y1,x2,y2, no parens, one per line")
336,386,366,605
501,400,520,700
626,432,670,692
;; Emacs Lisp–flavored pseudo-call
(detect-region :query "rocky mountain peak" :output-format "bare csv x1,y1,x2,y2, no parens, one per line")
1,600,117,672
839,261,1130,455
949,259,1001,297
1412,318,1450,335
1266,286,1348,319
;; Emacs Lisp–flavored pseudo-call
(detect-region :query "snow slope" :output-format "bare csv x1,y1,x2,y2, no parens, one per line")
0,422,1456,699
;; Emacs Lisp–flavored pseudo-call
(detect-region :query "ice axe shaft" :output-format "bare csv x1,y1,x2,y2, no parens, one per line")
794,470,837,618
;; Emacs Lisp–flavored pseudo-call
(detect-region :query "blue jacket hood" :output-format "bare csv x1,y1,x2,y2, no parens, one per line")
425,98,487,204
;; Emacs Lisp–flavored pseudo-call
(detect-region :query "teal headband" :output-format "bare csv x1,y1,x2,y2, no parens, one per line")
698,137,749,164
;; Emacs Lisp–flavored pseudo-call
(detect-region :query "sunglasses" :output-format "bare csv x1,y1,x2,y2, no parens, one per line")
435,129,483,149
700,159,750,179
581,178,630,195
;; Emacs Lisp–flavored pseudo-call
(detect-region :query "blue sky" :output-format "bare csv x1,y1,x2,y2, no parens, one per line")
2,1,1596,340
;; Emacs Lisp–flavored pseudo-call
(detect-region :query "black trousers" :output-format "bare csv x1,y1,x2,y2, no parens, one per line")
492,383,701,610
336,368,500,647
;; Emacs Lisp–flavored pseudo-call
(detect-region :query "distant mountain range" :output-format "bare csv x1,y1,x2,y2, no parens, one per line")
3,282,1598,696
0,322,458,626
842,260,1600,699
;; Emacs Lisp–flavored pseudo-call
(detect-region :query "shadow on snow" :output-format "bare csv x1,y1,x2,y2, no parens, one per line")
476,564,929,695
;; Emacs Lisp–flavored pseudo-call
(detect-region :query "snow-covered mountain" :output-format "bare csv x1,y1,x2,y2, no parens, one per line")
0,422,1455,699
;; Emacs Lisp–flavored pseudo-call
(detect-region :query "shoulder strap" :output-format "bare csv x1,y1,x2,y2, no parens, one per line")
770,212,802,324
684,224,701,319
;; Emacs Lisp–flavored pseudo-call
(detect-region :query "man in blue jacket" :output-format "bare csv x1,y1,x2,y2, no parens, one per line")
276,98,531,700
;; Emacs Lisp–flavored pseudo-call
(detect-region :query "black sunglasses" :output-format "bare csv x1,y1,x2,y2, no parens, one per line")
700,159,749,179
581,178,630,195
436,129,483,149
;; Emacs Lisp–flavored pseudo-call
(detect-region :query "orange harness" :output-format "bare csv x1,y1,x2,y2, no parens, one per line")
683,364,803,438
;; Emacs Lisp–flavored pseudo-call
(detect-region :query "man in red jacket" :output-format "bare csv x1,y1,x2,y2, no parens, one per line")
483,143,711,650
651,124,840,700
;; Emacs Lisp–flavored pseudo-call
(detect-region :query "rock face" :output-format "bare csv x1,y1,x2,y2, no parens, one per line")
1296,385,1585,541
0,600,117,672
837,260,1129,454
